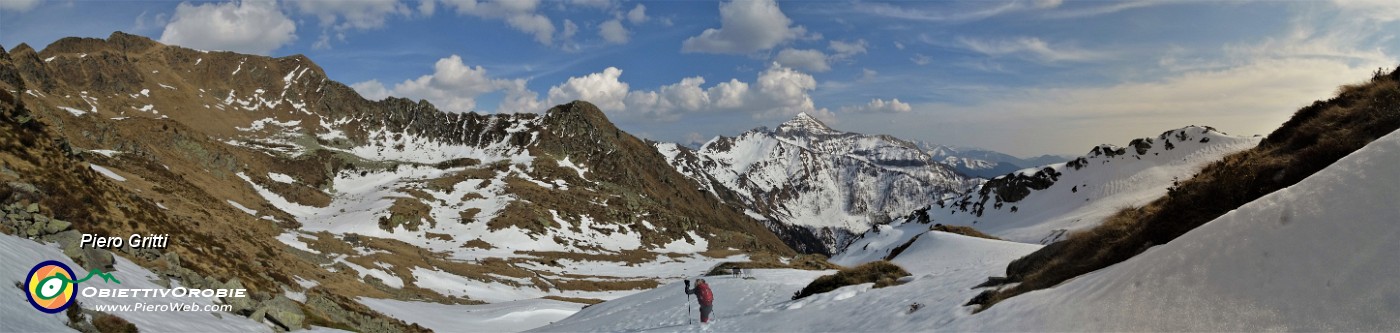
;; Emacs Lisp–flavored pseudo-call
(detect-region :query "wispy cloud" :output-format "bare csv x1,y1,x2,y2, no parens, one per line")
958,37,1105,62
871,56,1384,156
1329,0,1400,22
1042,0,1171,19
852,1,1021,23
849,0,1060,23
911,53,932,65
872,12,1397,156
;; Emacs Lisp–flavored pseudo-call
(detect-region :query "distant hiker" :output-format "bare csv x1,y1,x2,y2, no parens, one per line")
730,266,743,278
685,279,715,324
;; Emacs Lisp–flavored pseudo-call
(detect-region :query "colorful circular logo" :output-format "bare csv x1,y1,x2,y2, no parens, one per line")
25,260,76,314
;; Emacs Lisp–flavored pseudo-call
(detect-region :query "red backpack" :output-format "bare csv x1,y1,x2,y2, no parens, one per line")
697,283,714,304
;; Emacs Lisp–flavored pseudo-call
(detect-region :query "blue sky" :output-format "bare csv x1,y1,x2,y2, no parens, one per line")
3,0,1399,156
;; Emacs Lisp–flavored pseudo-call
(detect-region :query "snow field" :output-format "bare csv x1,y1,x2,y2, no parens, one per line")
538,231,1041,332
956,128,1400,331
359,297,583,333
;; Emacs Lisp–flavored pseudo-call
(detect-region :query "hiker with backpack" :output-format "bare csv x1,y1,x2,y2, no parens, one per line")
684,279,715,325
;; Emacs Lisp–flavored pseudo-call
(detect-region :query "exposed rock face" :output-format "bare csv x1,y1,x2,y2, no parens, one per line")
256,295,306,331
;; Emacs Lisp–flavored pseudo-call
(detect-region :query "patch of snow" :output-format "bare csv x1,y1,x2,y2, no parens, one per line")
89,149,120,157
411,267,532,302
89,164,126,182
268,172,295,184
655,230,708,253
276,232,319,254
226,199,258,216
59,106,87,116
236,118,301,132
340,124,536,165
557,157,589,179
342,261,403,288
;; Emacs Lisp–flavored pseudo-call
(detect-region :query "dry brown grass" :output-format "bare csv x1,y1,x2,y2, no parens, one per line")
930,224,1000,240
92,313,138,333
974,66,1400,311
705,253,839,276
792,261,909,300
460,238,493,249
424,232,453,241
550,278,659,291
378,197,434,231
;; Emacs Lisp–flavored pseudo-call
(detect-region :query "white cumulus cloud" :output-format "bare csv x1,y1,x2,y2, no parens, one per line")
547,67,631,111
627,4,648,24
351,80,391,101
541,63,832,122
159,0,297,55
840,98,912,113
351,55,536,113
681,0,810,54
598,19,630,44
774,48,831,72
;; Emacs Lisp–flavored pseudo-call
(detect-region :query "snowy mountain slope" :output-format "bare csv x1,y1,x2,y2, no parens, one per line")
656,112,970,254
955,128,1400,331
841,126,1258,254
532,116,1397,333
0,233,273,332
534,231,1039,332
2,33,798,331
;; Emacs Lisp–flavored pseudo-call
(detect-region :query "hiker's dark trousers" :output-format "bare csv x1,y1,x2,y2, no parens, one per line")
700,304,712,323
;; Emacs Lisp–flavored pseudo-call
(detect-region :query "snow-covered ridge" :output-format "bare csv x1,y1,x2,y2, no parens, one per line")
657,113,970,254
961,128,1400,331
840,126,1258,252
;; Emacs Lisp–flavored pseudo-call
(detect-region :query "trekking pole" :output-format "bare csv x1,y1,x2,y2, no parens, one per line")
685,279,693,324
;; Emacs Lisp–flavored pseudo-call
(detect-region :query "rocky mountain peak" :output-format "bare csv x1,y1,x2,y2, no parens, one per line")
776,111,835,135
543,100,615,132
